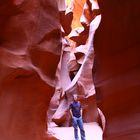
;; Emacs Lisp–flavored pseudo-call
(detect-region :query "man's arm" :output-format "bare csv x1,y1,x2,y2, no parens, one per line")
69,104,73,117
70,108,73,118
79,101,83,117
80,108,83,117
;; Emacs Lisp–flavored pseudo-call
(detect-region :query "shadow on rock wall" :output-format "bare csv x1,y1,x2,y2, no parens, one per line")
94,0,140,140
0,1,61,140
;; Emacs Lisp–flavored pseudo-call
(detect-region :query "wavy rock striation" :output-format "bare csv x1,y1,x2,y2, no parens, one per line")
0,0,61,140
94,0,140,139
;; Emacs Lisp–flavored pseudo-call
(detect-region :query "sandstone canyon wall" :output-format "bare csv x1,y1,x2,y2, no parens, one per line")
49,0,104,128
1,0,139,140
94,0,140,140
0,0,61,140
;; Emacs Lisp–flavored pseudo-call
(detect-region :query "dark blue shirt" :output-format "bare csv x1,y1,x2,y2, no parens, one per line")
70,101,81,118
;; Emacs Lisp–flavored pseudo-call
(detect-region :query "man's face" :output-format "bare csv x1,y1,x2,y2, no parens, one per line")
73,95,78,101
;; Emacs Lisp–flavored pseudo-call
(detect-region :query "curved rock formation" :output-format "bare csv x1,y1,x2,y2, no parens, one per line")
0,1,61,140
94,0,140,139
49,0,103,127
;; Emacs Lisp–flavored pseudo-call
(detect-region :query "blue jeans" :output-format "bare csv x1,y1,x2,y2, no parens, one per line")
72,116,86,140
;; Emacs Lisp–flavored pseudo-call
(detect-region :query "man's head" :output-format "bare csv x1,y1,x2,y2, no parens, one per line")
73,94,78,101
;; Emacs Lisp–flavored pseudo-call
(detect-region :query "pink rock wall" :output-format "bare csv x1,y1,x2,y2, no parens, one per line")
94,0,140,139
0,1,61,140
49,0,102,127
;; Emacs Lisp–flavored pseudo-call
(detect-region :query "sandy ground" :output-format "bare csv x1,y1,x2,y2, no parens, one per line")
48,122,103,140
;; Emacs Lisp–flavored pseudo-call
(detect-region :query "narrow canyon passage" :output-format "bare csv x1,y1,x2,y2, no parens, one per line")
47,1,104,140
0,0,139,140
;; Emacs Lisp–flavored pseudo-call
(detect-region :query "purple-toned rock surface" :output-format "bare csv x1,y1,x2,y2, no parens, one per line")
94,0,140,139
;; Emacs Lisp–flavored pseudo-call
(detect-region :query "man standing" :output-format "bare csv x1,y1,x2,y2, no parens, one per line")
69,95,86,140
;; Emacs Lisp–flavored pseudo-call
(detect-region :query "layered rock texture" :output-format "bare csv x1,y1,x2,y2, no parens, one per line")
1,0,138,140
94,0,140,140
49,0,104,129
0,0,61,140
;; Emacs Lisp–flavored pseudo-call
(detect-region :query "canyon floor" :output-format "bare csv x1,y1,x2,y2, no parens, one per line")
49,122,103,140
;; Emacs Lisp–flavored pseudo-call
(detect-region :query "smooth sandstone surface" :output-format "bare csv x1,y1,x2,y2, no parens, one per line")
0,0,139,140
49,122,103,140
94,0,140,139
0,0,61,140
50,0,102,128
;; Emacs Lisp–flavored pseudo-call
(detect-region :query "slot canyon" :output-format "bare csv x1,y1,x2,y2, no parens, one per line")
0,0,139,140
